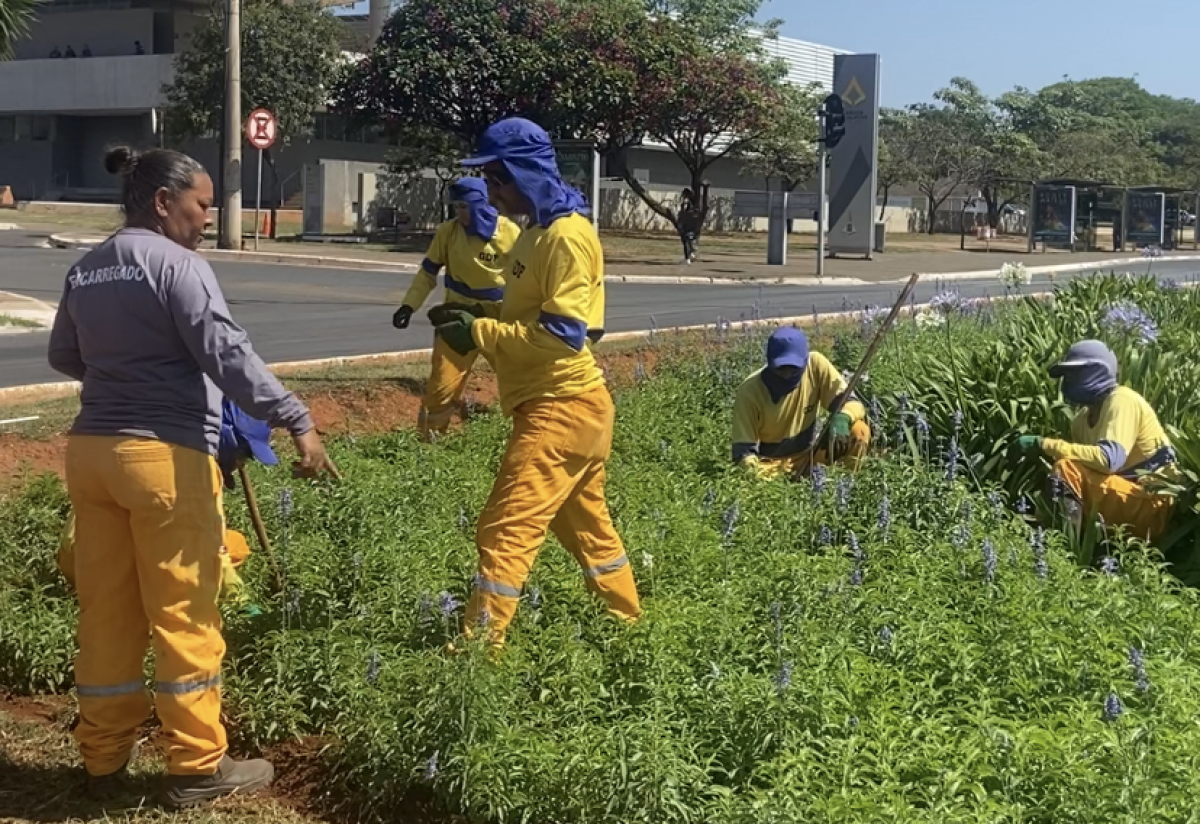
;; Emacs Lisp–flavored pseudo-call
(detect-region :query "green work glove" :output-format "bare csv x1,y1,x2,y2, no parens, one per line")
434,309,478,356
829,412,852,441
428,302,486,326
1016,434,1044,454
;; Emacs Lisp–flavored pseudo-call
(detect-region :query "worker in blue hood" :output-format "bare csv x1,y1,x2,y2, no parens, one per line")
1015,339,1178,541
459,118,591,228
428,117,640,646
393,176,521,440
732,327,871,478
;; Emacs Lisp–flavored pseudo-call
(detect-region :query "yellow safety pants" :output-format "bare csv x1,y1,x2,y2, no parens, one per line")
1054,458,1174,543
466,385,642,643
418,299,501,441
418,336,481,440
752,420,872,479
59,514,251,600
65,435,228,778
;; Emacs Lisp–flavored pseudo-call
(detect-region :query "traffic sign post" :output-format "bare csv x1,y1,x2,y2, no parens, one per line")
245,108,278,250
816,93,844,277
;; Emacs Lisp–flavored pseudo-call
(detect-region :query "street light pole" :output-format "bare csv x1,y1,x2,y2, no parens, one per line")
219,0,242,250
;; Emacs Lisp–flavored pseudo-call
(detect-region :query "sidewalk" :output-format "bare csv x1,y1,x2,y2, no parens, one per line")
41,227,1200,285
0,291,56,332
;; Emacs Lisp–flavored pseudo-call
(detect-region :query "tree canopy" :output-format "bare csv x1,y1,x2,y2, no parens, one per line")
325,0,1200,234
333,0,784,235
164,0,342,143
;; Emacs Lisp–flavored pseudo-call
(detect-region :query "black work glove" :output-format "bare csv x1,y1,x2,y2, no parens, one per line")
392,305,414,329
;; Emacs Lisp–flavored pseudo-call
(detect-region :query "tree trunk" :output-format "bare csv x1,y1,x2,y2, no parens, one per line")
878,184,890,221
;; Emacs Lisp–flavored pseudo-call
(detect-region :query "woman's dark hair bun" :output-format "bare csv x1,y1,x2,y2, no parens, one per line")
104,145,138,177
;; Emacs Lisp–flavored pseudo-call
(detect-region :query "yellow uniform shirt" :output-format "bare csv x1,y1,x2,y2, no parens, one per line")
470,212,606,415
401,217,521,311
731,352,866,463
1043,386,1176,479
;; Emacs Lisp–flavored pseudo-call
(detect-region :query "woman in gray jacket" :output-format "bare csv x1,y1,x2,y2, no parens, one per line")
48,145,337,809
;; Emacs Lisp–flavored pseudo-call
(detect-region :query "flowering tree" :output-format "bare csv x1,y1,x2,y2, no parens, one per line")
333,0,588,145
335,0,787,243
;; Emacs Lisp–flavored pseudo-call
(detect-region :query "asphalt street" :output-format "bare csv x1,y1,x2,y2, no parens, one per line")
1,241,1197,389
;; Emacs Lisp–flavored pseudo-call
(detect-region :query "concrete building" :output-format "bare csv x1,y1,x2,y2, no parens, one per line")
0,0,208,200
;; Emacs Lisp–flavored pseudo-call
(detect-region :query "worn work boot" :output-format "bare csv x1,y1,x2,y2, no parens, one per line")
162,754,274,810
85,741,141,800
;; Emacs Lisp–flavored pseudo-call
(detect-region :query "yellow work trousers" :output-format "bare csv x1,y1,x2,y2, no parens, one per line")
418,299,502,441
1054,458,1174,542
65,435,228,778
754,420,872,479
466,385,642,643
418,335,481,440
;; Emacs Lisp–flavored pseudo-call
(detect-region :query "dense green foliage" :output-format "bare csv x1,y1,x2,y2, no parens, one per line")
866,273,1200,569
6,275,1200,821
883,77,1200,232
163,0,343,143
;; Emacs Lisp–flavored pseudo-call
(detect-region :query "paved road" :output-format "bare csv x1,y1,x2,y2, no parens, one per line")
0,242,1196,389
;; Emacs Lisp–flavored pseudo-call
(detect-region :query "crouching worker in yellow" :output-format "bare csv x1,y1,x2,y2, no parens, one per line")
1015,339,1178,542
430,117,641,645
392,177,520,439
732,327,871,479
47,146,337,808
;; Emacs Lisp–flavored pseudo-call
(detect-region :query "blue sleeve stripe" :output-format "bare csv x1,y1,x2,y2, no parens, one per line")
538,311,587,351
732,442,759,463
420,257,442,275
1097,439,1128,472
759,424,816,458
445,273,504,302
1119,444,1177,479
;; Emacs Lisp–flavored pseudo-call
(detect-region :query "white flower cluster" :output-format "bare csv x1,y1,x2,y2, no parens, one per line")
914,310,946,329
998,262,1031,287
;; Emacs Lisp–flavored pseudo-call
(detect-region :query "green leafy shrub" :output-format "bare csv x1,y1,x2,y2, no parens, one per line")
5,275,1200,821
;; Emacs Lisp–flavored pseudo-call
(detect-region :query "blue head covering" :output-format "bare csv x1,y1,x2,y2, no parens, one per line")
448,176,499,241
461,118,590,228
761,327,810,403
218,398,279,490
1048,339,1119,406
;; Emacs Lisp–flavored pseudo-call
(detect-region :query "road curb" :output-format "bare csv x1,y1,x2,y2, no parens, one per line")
0,283,1081,402
907,255,1200,283
0,290,57,333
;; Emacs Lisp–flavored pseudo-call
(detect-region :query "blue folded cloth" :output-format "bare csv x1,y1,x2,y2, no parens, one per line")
218,399,279,489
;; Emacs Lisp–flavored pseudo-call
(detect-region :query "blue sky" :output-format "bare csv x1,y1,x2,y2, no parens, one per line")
765,0,1198,106
337,0,1196,108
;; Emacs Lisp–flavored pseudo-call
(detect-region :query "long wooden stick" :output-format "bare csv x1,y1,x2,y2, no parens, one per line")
810,272,921,461
238,463,285,593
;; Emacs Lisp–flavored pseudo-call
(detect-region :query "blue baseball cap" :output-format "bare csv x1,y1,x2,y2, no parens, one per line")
766,327,810,370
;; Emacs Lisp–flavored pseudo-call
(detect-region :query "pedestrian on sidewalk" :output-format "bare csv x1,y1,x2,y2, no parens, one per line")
678,182,710,264
46,145,338,809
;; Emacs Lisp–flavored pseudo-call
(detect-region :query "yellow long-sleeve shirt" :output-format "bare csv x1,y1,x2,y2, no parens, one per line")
1042,386,1176,479
401,217,521,311
731,352,866,464
470,212,606,415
